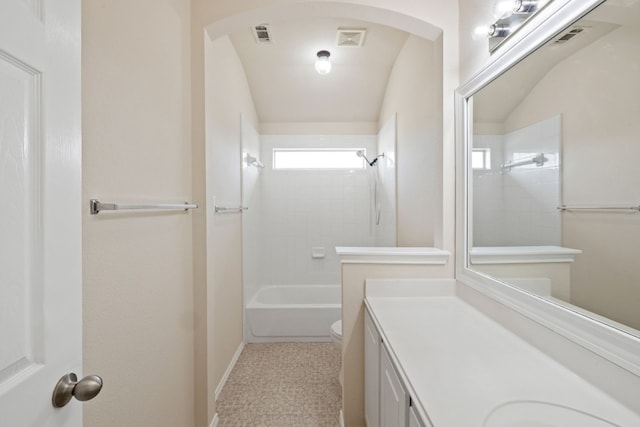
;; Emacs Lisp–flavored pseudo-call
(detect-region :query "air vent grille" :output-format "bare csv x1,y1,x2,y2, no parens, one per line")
336,28,366,47
552,26,590,45
252,24,273,44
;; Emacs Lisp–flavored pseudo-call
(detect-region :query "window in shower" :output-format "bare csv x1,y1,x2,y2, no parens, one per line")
272,148,366,170
472,148,491,170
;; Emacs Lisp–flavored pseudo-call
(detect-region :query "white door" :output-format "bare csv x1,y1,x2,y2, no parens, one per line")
0,0,83,426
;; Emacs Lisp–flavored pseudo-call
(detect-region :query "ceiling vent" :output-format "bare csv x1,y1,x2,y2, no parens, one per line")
252,24,273,44
552,25,590,45
336,28,367,47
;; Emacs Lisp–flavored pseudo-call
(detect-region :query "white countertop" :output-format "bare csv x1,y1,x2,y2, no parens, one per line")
469,245,582,264
366,294,640,426
335,246,450,264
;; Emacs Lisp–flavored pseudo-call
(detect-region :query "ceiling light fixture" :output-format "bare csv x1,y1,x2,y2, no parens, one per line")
314,50,332,75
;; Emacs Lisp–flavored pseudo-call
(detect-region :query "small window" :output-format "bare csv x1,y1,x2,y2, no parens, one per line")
272,148,366,170
472,148,491,170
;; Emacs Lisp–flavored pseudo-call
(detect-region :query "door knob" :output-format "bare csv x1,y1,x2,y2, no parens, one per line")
52,373,103,408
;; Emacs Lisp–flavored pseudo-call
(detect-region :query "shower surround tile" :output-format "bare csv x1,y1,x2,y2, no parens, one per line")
473,115,561,246
216,343,342,427
258,134,377,286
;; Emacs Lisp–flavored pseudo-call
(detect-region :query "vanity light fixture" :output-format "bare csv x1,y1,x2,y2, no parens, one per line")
487,0,550,53
488,23,512,38
314,50,332,75
495,0,541,18
514,0,541,13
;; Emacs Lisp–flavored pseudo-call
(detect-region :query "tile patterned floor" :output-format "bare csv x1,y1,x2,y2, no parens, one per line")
216,343,342,427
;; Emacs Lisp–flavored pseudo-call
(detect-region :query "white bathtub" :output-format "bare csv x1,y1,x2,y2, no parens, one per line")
246,285,341,341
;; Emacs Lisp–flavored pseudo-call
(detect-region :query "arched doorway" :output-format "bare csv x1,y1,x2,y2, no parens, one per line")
192,2,458,426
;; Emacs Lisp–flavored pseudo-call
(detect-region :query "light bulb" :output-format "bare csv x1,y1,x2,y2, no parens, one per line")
494,0,516,19
474,25,493,37
314,50,331,75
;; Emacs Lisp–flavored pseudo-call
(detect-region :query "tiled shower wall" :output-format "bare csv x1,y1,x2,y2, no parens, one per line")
375,115,397,247
241,116,263,306
253,134,378,289
474,115,561,246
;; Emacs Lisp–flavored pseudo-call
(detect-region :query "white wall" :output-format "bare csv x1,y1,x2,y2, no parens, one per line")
82,1,194,426
458,0,494,83
204,34,260,421
473,116,561,246
379,34,441,246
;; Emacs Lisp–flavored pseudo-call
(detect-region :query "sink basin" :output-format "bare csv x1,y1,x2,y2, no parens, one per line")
483,401,620,427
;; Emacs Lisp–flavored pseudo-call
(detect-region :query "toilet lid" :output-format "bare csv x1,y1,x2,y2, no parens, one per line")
330,320,342,339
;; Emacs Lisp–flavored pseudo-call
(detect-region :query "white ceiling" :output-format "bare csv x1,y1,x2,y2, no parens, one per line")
228,18,409,123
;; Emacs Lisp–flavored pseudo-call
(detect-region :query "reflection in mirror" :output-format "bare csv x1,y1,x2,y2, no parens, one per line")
469,0,640,333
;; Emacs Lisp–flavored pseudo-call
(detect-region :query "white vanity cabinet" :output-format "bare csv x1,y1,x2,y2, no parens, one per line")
409,402,429,427
365,308,431,427
364,309,381,427
380,342,408,426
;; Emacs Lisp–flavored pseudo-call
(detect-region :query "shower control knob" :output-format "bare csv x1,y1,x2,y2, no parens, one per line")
52,373,103,408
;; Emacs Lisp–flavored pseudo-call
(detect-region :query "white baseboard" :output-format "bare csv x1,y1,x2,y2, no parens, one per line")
339,409,345,427
215,341,245,400
209,413,219,427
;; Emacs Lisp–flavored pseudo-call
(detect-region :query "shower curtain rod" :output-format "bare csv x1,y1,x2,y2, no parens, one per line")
215,206,248,214
501,153,547,171
558,205,640,212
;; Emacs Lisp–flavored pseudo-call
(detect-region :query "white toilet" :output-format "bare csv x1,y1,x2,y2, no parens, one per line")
330,320,343,386
330,320,342,348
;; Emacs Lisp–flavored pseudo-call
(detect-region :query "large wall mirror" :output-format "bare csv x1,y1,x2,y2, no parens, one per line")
459,0,640,370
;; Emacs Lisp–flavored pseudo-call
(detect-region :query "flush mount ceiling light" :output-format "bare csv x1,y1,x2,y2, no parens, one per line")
314,50,332,75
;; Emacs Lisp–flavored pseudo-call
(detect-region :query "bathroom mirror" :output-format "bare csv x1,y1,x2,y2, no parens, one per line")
458,0,640,372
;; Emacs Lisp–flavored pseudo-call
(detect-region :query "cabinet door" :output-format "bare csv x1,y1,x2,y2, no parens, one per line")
409,402,430,427
409,404,421,427
364,310,381,427
380,344,408,427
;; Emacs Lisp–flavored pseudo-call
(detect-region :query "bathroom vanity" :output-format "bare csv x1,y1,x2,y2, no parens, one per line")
363,280,640,426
